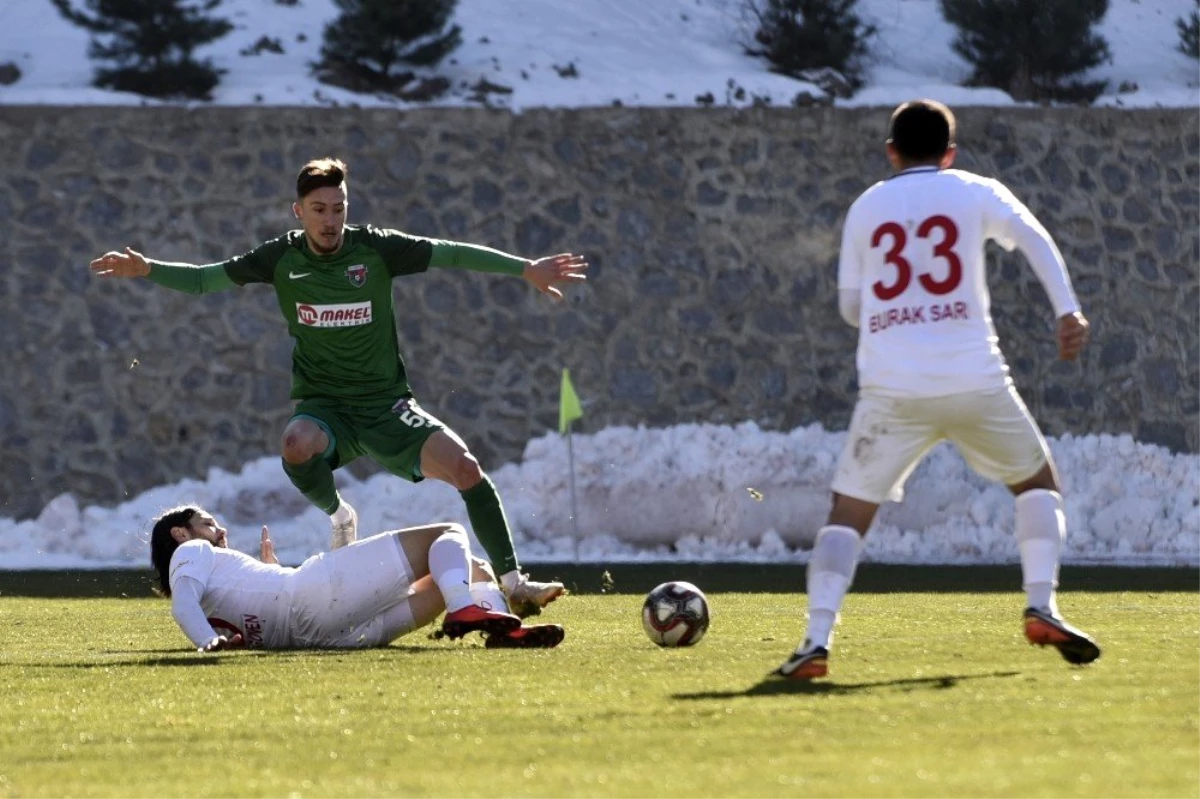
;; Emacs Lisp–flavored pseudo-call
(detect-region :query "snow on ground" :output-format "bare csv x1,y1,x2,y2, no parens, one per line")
1,0,1196,110
3,424,1197,569
0,0,1195,569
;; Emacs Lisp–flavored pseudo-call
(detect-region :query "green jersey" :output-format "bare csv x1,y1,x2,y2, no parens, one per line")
146,224,526,403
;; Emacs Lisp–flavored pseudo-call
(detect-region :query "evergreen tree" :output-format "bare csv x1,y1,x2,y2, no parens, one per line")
1178,0,1199,60
317,0,461,91
940,0,1110,103
745,0,876,91
51,0,232,100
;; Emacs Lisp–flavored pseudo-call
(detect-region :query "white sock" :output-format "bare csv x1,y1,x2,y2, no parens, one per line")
470,581,511,613
802,525,864,651
428,529,474,612
1016,489,1065,615
500,569,523,593
330,499,352,525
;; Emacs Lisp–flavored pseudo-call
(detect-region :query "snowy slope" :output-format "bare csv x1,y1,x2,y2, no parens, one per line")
0,0,1195,568
1,0,1196,109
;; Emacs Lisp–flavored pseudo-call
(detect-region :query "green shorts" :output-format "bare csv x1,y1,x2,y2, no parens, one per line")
290,395,446,482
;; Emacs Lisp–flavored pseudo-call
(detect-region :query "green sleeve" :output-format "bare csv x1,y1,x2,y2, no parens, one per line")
145,235,292,294
428,241,527,276
144,261,237,295
363,226,527,278
363,226,435,278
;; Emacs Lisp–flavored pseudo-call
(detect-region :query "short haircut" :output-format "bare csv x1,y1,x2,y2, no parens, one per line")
296,157,348,199
888,100,956,162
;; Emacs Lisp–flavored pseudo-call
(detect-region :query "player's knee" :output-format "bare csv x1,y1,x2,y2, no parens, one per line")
452,454,485,489
471,555,497,583
827,493,876,536
280,420,326,464
433,522,469,544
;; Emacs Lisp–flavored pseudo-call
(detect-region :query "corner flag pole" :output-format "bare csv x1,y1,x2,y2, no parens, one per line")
566,427,579,561
559,369,583,561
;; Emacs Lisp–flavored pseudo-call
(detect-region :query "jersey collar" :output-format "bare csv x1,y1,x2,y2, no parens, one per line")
887,166,941,181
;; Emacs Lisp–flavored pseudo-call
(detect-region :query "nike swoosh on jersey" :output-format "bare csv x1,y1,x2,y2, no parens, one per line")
289,271,311,279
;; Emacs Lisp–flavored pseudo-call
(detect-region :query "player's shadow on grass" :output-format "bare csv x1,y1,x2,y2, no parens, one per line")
31,642,464,668
11,638,487,667
41,655,229,668
674,671,1021,699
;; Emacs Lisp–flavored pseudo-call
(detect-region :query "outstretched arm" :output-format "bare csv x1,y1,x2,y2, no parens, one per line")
368,228,589,299
428,241,588,300
89,246,152,279
521,253,589,301
89,247,236,295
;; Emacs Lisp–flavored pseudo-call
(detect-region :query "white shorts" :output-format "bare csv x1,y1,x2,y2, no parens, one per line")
831,385,1050,504
288,532,419,648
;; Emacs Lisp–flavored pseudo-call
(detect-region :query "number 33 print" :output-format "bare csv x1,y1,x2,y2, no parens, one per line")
870,215,963,301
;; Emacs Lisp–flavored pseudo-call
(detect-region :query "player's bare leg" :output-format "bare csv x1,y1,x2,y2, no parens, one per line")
420,429,564,617
1009,462,1101,664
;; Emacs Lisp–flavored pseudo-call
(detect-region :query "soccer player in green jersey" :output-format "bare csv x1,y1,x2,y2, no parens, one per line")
89,157,587,617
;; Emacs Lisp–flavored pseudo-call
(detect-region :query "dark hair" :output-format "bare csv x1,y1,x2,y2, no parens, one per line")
150,506,199,597
888,100,956,163
296,157,348,199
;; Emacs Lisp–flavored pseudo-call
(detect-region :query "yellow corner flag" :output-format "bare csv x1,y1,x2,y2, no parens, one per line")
559,368,583,434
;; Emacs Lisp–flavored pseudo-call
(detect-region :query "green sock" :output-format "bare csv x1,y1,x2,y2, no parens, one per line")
460,475,519,574
281,455,340,515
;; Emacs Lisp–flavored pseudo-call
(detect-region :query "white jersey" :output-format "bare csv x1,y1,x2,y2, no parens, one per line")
169,540,296,648
837,167,1079,397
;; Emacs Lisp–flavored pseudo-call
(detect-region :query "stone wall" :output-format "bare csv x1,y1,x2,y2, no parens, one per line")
3,105,1197,520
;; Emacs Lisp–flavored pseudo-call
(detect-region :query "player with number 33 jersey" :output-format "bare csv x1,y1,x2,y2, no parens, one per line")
776,100,1099,681
837,151,1080,398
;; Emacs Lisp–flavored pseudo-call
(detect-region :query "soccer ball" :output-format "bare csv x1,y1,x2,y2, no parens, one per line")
641,581,710,647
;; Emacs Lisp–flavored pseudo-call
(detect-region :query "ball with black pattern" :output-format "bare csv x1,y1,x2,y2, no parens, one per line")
641,581,710,647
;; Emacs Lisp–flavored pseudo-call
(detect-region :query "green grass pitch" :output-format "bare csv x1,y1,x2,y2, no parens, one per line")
0,590,1195,798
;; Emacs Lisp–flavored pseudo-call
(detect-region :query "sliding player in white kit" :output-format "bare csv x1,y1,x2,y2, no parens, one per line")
149,506,564,651
775,100,1101,680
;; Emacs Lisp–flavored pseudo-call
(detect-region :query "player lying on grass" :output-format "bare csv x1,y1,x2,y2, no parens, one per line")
775,99,1101,681
149,506,564,652
91,157,586,618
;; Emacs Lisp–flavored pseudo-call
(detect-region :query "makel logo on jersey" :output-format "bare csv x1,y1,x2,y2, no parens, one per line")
296,301,373,328
346,263,368,287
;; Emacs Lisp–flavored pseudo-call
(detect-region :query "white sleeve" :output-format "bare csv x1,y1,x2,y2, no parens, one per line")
171,575,219,648
836,203,864,328
836,202,863,292
984,181,1081,317
838,289,861,328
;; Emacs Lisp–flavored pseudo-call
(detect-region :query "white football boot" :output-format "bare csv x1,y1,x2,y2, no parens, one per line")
503,573,566,618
